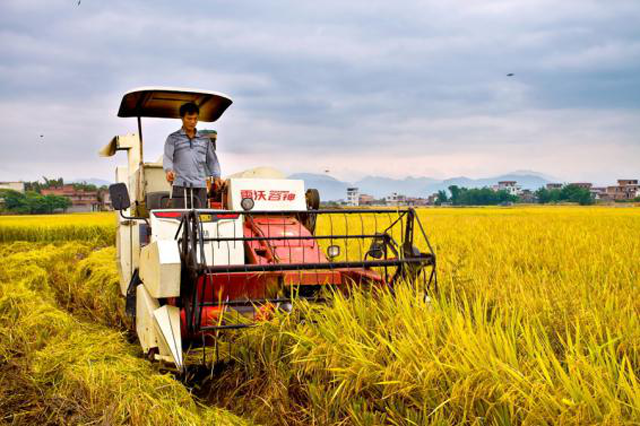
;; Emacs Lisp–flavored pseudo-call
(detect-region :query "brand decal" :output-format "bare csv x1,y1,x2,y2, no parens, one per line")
240,190,297,201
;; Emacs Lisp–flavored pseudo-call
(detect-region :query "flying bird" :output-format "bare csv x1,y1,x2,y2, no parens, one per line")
507,73,514,77
77,0,81,6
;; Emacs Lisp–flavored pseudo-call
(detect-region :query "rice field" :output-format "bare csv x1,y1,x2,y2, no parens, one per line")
0,212,115,244
1,206,638,425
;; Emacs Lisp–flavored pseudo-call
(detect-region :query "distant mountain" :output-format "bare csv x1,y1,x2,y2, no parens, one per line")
510,169,561,182
355,176,439,198
288,173,350,201
290,171,553,201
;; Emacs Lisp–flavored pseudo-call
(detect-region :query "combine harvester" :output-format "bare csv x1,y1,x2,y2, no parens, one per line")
102,87,436,370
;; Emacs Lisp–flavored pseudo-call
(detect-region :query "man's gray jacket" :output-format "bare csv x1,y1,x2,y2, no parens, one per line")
163,128,220,188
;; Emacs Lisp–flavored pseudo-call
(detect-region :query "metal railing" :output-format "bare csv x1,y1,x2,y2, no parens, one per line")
174,208,437,335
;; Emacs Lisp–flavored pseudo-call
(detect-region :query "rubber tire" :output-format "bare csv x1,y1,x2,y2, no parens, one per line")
306,188,320,210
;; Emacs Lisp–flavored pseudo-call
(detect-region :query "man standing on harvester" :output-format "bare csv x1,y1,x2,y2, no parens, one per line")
163,102,223,208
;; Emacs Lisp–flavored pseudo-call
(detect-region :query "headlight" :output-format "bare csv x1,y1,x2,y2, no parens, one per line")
240,197,255,211
327,245,340,259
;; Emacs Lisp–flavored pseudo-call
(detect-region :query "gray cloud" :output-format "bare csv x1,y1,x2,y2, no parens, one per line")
0,0,639,185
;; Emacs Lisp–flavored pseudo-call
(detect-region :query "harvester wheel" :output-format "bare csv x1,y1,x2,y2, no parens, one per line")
306,188,320,210
299,188,320,234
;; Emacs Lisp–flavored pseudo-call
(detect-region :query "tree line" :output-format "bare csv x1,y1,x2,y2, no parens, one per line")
435,184,594,206
435,186,518,206
534,185,593,205
0,190,72,214
1,177,108,215
24,177,105,193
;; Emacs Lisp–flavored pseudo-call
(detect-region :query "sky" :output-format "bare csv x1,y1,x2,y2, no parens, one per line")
1,0,639,185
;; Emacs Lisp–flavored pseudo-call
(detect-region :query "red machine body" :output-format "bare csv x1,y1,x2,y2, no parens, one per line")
172,214,385,339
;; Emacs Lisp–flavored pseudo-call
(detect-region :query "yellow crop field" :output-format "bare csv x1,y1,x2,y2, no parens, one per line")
1,206,638,425
211,206,640,425
0,212,116,244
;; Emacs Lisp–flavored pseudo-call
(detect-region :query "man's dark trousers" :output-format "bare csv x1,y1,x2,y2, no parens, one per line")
170,185,208,209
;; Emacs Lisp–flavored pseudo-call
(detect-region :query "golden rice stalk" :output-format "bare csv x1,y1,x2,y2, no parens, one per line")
0,212,116,245
206,206,640,425
0,242,250,426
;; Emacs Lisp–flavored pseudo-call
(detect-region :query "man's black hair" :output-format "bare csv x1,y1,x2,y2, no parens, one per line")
179,102,200,117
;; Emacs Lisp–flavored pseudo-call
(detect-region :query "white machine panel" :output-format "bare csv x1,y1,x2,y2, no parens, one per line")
228,178,306,211
136,284,159,352
129,164,171,205
149,211,244,266
153,305,183,369
116,220,142,296
139,240,181,298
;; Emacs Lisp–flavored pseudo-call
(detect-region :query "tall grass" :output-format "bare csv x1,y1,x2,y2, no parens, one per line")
205,206,640,425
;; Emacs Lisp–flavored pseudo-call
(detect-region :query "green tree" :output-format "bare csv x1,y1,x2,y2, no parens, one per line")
72,181,98,192
535,185,593,205
0,190,71,214
448,185,462,205
454,187,517,206
24,177,64,193
435,190,448,205
535,188,562,204
0,190,26,212
560,184,593,205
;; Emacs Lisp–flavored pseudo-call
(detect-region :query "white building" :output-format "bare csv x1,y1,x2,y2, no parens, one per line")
493,181,522,196
384,192,408,206
346,187,359,206
590,187,607,200
385,192,398,205
0,181,25,193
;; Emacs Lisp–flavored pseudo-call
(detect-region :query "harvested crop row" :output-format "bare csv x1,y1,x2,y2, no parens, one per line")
51,246,130,329
0,242,250,426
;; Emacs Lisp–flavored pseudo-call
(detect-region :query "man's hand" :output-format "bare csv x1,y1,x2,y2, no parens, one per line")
166,171,175,183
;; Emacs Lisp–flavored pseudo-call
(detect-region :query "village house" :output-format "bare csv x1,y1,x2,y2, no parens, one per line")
385,192,408,206
0,181,25,193
493,181,522,196
570,182,593,190
41,184,101,212
519,189,537,203
590,187,607,200
405,197,429,206
101,190,112,210
605,179,639,201
546,183,563,190
358,193,375,206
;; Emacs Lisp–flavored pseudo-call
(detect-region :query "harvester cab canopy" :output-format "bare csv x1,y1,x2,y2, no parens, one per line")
118,87,233,121
102,87,233,160
101,88,233,211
